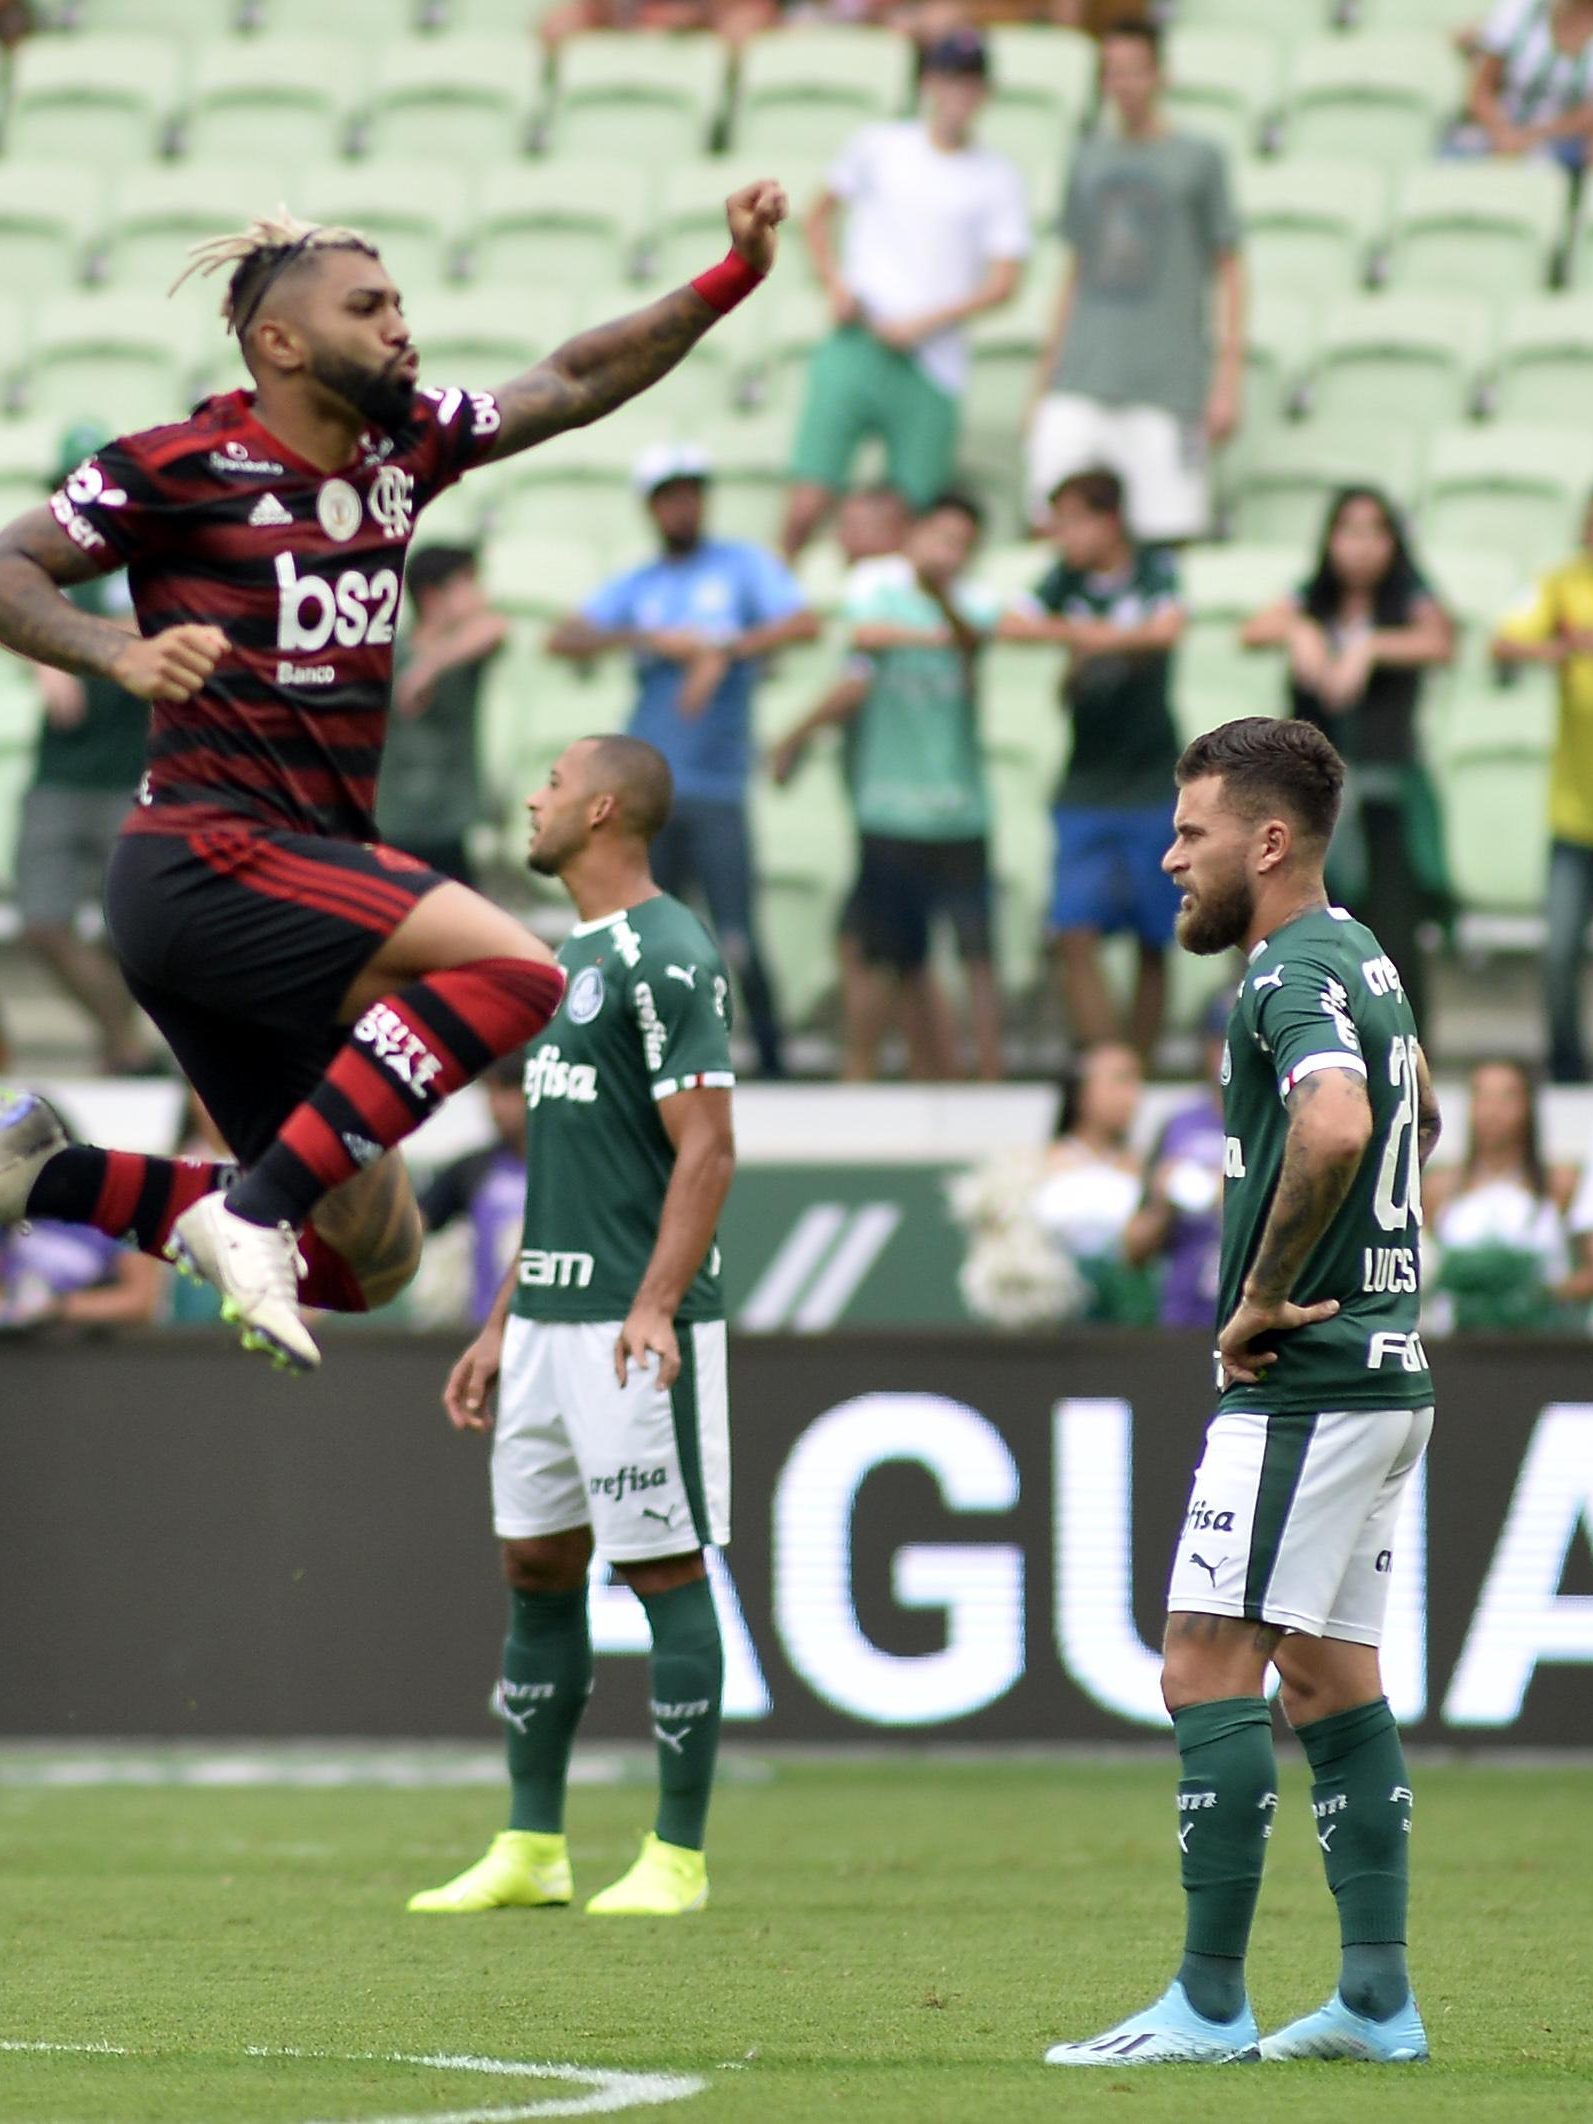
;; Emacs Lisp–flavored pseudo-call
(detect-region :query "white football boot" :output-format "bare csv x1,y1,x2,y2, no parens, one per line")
167,1193,319,1372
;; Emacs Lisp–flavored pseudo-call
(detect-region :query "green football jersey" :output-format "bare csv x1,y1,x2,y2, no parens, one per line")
1218,905,1431,1414
511,893,734,1326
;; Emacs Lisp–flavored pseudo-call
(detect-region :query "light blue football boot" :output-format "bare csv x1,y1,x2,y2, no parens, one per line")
1045,1982,1261,2067
1261,1991,1429,2063
0,1088,68,1226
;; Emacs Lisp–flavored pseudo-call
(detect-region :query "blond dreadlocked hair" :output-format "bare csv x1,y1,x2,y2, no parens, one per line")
171,209,378,338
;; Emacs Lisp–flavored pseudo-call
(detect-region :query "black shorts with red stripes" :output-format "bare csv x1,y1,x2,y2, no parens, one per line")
104,823,447,1163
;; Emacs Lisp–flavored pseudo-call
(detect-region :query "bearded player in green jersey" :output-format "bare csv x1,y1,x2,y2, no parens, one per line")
409,734,735,1920
1047,717,1441,2070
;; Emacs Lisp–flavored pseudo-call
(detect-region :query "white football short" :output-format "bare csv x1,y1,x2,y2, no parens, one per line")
1167,1405,1434,1645
1027,392,1212,542
492,1315,731,1562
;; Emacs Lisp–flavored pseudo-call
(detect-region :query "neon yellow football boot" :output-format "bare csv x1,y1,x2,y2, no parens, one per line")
584,1832,708,1916
406,1830,572,1914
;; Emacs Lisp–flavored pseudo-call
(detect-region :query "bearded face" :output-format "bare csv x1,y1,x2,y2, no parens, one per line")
1176,862,1256,957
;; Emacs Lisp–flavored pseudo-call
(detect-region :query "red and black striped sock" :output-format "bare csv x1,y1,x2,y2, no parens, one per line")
25,1148,229,1254
23,1145,371,1311
225,956,565,1234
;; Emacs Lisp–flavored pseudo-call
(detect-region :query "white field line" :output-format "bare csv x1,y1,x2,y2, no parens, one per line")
0,2042,707,2121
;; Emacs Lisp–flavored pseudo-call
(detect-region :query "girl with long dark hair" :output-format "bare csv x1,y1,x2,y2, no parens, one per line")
1242,487,1455,1033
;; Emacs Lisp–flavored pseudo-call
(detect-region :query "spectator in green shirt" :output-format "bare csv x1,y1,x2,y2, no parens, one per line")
773,493,1003,1079
14,425,151,1074
376,545,509,890
1000,466,1185,1064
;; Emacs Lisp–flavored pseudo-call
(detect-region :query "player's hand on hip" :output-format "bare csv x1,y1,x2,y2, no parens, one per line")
111,624,228,703
1217,1292,1339,1388
615,1304,680,1390
725,179,788,276
444,1325,504,1432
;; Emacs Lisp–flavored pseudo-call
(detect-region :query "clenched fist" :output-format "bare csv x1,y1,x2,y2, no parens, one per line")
110,623,228,704
726,179,788,278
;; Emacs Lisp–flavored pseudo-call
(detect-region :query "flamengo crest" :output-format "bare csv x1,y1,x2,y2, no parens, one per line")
368,465,415,540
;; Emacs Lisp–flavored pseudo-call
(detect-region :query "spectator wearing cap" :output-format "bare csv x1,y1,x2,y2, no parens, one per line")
781,31,1031,559
1026,17,1244,544
13,422,154,1074
547,443,819,1077
376,544,509,890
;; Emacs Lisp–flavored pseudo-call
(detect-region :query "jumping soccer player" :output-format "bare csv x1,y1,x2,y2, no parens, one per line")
0,184,783,1370
409,734,734,1919
1046,717,1439,2069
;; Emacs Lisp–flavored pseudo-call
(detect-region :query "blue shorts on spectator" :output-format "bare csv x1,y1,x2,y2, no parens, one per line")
1050,803,1180,947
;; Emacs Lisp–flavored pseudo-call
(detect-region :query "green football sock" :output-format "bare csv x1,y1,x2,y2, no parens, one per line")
640,1577,723,1853
1172,1697,1278,2024
1296,1696,1413,2022
502,1587,593,1834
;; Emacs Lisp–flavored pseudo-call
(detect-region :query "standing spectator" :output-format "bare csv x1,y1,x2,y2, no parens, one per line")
1425,1060,1579,1331
782,30,1030,557
547,443,818,1078
772,494,1002,1079
1123,989,1229,1329
1449,0,1593,169
1244,488,1454,1040
418,1052,528,1329
1026,17,1244,543
1493,493,1593,1081
376,545,509,889
1000,467,1184,1061
15,424,152,1075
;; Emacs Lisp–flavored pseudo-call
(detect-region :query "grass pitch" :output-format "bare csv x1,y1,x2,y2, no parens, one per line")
1,1755,1588,2123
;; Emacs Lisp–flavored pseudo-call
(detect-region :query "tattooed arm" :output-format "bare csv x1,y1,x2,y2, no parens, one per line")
485,179,786,460
1217,1067,1372,1387
0,506,226,699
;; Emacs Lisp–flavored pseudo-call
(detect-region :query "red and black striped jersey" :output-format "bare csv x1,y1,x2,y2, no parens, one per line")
49,384,502,843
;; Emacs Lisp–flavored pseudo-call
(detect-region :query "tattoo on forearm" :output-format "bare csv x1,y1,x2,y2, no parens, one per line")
1245,1074,1363,1303
0,555,124,677
493,285,715,454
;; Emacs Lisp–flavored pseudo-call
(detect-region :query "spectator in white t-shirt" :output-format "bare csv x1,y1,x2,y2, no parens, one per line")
781,30,1030,559
1449,0,1593,168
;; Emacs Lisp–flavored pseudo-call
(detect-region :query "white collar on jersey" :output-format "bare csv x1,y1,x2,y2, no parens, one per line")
569,909,629,937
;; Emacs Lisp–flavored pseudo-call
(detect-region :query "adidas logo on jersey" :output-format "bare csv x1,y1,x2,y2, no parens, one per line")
248,492,293,528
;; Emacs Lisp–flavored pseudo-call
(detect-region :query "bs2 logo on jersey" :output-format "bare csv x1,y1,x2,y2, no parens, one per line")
275,552,399,654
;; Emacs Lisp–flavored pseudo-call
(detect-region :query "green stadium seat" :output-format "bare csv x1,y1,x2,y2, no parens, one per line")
442,0,554,25
491,418,644,549
1352,0,1485,29
1239,286,1319,454
1230,422,1420,545
686,413,786,546
404,287,549,387
0,747,32,894
1170,0,1315,34
0,420,62,521
987,755,1051,995
982,26,1094,196
25,296,190,433
548,33,727,165
6,36,184,164
754,281,831,421
980,636,1066,784
101,165,287,302
55,0,238,28
1492,294,1593,426
1420,543,1529,633
1164,30,1282,162
1176,540,1302,740
479,636,633,819
1421,423,1593,576
965,273,1057,476
1438,747,1549,913
0,641,41,754
365,36,534,164
468,162,648,294
752,760,853,1021
646,158,828,289
294,163,473,295
482,532,608,621
1306,293,1493,438
182,38,357,163
249,0,425,32
0,163,104,298
1280,35,1464,170
733,27,912,164
1384,162,1567,302
1235,157,1386,300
